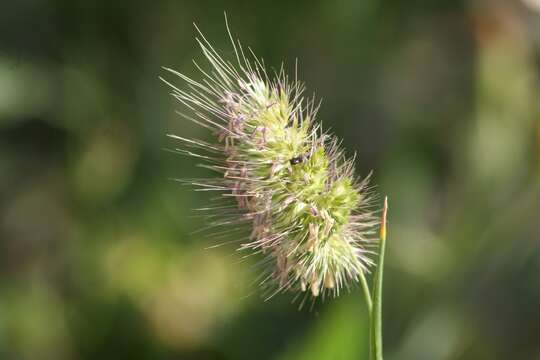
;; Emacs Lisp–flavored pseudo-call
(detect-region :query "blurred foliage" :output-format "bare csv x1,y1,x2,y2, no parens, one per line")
1,0,540,359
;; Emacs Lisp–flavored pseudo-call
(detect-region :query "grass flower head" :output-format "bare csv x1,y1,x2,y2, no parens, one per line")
162,19,379,302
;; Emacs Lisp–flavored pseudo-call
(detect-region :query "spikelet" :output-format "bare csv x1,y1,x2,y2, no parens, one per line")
161,19,379,302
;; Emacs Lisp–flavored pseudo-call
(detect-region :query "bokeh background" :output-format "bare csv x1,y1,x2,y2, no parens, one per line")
1,0,540,359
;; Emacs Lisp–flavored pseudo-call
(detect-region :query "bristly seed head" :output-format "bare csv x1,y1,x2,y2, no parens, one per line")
161,17,379,304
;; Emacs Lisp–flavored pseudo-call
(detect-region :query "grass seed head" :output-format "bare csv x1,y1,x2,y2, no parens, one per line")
162,18,379,302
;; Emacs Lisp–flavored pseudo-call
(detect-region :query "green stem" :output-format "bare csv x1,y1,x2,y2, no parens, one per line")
370,196,388,360
359,271,373,314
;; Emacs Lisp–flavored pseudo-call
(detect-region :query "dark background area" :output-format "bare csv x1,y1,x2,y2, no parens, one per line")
1,0,540,359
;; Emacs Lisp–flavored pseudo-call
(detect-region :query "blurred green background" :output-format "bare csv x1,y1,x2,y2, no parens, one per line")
1,0,540,359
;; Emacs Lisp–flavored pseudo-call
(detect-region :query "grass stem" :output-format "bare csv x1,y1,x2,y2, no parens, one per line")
370,196,388,360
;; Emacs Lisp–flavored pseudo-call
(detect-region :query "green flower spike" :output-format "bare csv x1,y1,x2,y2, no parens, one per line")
161,19,380,304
